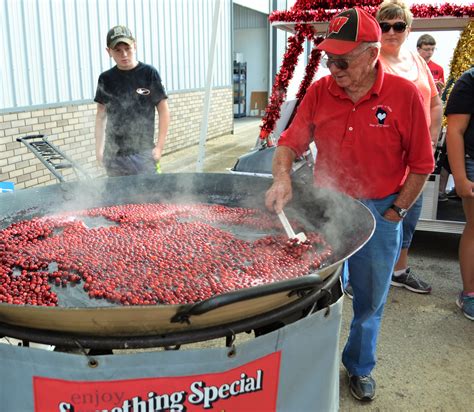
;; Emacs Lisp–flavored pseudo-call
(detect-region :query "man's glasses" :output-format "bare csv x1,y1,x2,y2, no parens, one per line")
321,47,370,70
419,46,436,52
379,21,407,33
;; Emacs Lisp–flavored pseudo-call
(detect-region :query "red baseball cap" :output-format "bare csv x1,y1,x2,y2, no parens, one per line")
317,7,381,55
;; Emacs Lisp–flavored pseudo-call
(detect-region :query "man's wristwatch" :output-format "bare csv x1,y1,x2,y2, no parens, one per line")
390,204,408,218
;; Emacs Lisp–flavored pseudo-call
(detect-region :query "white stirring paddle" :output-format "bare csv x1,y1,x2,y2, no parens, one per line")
277,210,307,244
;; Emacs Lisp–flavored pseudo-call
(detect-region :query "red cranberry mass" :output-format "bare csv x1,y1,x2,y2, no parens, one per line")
0,203,332,306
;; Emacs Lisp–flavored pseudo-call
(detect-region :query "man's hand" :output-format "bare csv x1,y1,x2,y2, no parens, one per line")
383,207,403,223
455,178,474,198
266,146,297,213
265,177,293,213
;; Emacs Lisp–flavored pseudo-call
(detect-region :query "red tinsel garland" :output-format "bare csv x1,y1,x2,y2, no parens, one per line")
272,1,474,21
259,26,307,142
296,36,324,101
270,5,473,23
260,1,474,141
294,0,379,9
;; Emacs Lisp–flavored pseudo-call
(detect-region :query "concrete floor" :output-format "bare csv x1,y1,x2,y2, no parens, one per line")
160,117,260,174
161,117,473,411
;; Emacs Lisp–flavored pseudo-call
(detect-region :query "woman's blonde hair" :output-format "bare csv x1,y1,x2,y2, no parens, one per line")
376,0,413,27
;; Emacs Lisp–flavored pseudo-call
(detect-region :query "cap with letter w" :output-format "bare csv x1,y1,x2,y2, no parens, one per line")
317,7,381,55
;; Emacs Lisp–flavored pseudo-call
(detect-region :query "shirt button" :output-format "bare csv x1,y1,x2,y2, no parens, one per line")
352,108,356,112
348,127,353,131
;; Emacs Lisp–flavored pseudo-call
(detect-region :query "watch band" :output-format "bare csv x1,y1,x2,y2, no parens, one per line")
390,204,407,218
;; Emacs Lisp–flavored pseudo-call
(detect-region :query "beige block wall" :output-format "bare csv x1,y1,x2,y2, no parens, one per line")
0,88,233,190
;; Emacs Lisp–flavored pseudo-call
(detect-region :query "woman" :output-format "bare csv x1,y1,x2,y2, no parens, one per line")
446,67,474,320
376,0,443,294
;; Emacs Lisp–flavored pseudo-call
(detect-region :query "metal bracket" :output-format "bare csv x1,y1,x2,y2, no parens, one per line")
226,329,237,358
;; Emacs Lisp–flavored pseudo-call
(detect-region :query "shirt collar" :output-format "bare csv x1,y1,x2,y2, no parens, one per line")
328,61,384,100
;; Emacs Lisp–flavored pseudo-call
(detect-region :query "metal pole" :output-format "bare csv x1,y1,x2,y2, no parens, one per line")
196,0,222,172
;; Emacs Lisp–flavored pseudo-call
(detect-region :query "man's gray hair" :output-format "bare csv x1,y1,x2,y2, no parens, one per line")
363,41,381,50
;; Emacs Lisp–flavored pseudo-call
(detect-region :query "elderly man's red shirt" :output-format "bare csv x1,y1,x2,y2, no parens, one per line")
278,64,434,199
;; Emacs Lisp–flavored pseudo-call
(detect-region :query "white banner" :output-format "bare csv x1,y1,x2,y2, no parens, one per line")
0,295,343,411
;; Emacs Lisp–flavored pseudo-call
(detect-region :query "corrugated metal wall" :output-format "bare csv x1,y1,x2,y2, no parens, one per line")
233,3,268,29
0,0,232,113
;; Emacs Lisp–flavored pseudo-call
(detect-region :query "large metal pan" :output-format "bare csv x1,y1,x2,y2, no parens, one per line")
0,173,374,336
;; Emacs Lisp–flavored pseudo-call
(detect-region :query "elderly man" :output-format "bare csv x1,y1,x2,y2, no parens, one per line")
265,7,434,401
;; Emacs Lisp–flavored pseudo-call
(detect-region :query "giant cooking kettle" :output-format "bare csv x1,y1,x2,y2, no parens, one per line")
0,173,374,346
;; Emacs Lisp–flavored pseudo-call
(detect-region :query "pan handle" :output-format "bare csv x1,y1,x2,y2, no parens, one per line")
171,267,338,324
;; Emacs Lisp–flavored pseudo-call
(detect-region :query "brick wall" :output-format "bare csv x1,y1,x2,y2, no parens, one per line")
0,88,233,189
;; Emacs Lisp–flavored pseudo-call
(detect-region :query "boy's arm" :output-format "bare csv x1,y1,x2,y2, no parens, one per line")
152,99,170,162
95,103,107,167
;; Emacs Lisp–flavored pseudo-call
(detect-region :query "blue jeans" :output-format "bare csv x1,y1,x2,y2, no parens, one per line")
465,155,474,181
401,194,423,249
342,194,402,376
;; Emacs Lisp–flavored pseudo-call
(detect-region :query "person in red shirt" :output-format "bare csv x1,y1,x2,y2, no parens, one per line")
265,7,434,402
417,34,445,93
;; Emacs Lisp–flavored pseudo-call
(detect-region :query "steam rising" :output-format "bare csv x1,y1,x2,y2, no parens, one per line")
285,183,374,266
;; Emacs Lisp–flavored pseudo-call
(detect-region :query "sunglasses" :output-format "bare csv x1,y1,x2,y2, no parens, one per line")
321,47,370,70
379,21,407,33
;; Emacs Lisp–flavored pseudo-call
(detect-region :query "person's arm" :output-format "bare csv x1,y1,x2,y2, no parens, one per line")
429,95,443,149
388,77,434,221
265,80,319,213
446,113,474,198
384,173,429,221
265,146,297,213
95,103,107,167
152,99,170,162
435,81,445,94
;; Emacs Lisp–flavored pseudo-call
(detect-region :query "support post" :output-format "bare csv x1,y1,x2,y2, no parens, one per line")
196,0,222,172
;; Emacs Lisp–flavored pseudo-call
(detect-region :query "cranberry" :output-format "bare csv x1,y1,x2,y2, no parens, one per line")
0,203,332,306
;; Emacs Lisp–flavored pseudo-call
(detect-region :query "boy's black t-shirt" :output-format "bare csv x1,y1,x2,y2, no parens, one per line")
94,62,167,157
445,68,474,158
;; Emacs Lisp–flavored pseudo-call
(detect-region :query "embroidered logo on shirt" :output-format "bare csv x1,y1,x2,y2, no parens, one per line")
375,108,387,125
369,105,392,128
136,88,151,95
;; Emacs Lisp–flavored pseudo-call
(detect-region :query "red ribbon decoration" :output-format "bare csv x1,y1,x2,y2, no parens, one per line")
296,36,324,101
259,27,307,143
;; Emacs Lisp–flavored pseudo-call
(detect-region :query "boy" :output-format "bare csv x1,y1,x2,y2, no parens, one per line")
417,34,445,92
95,25,170,176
